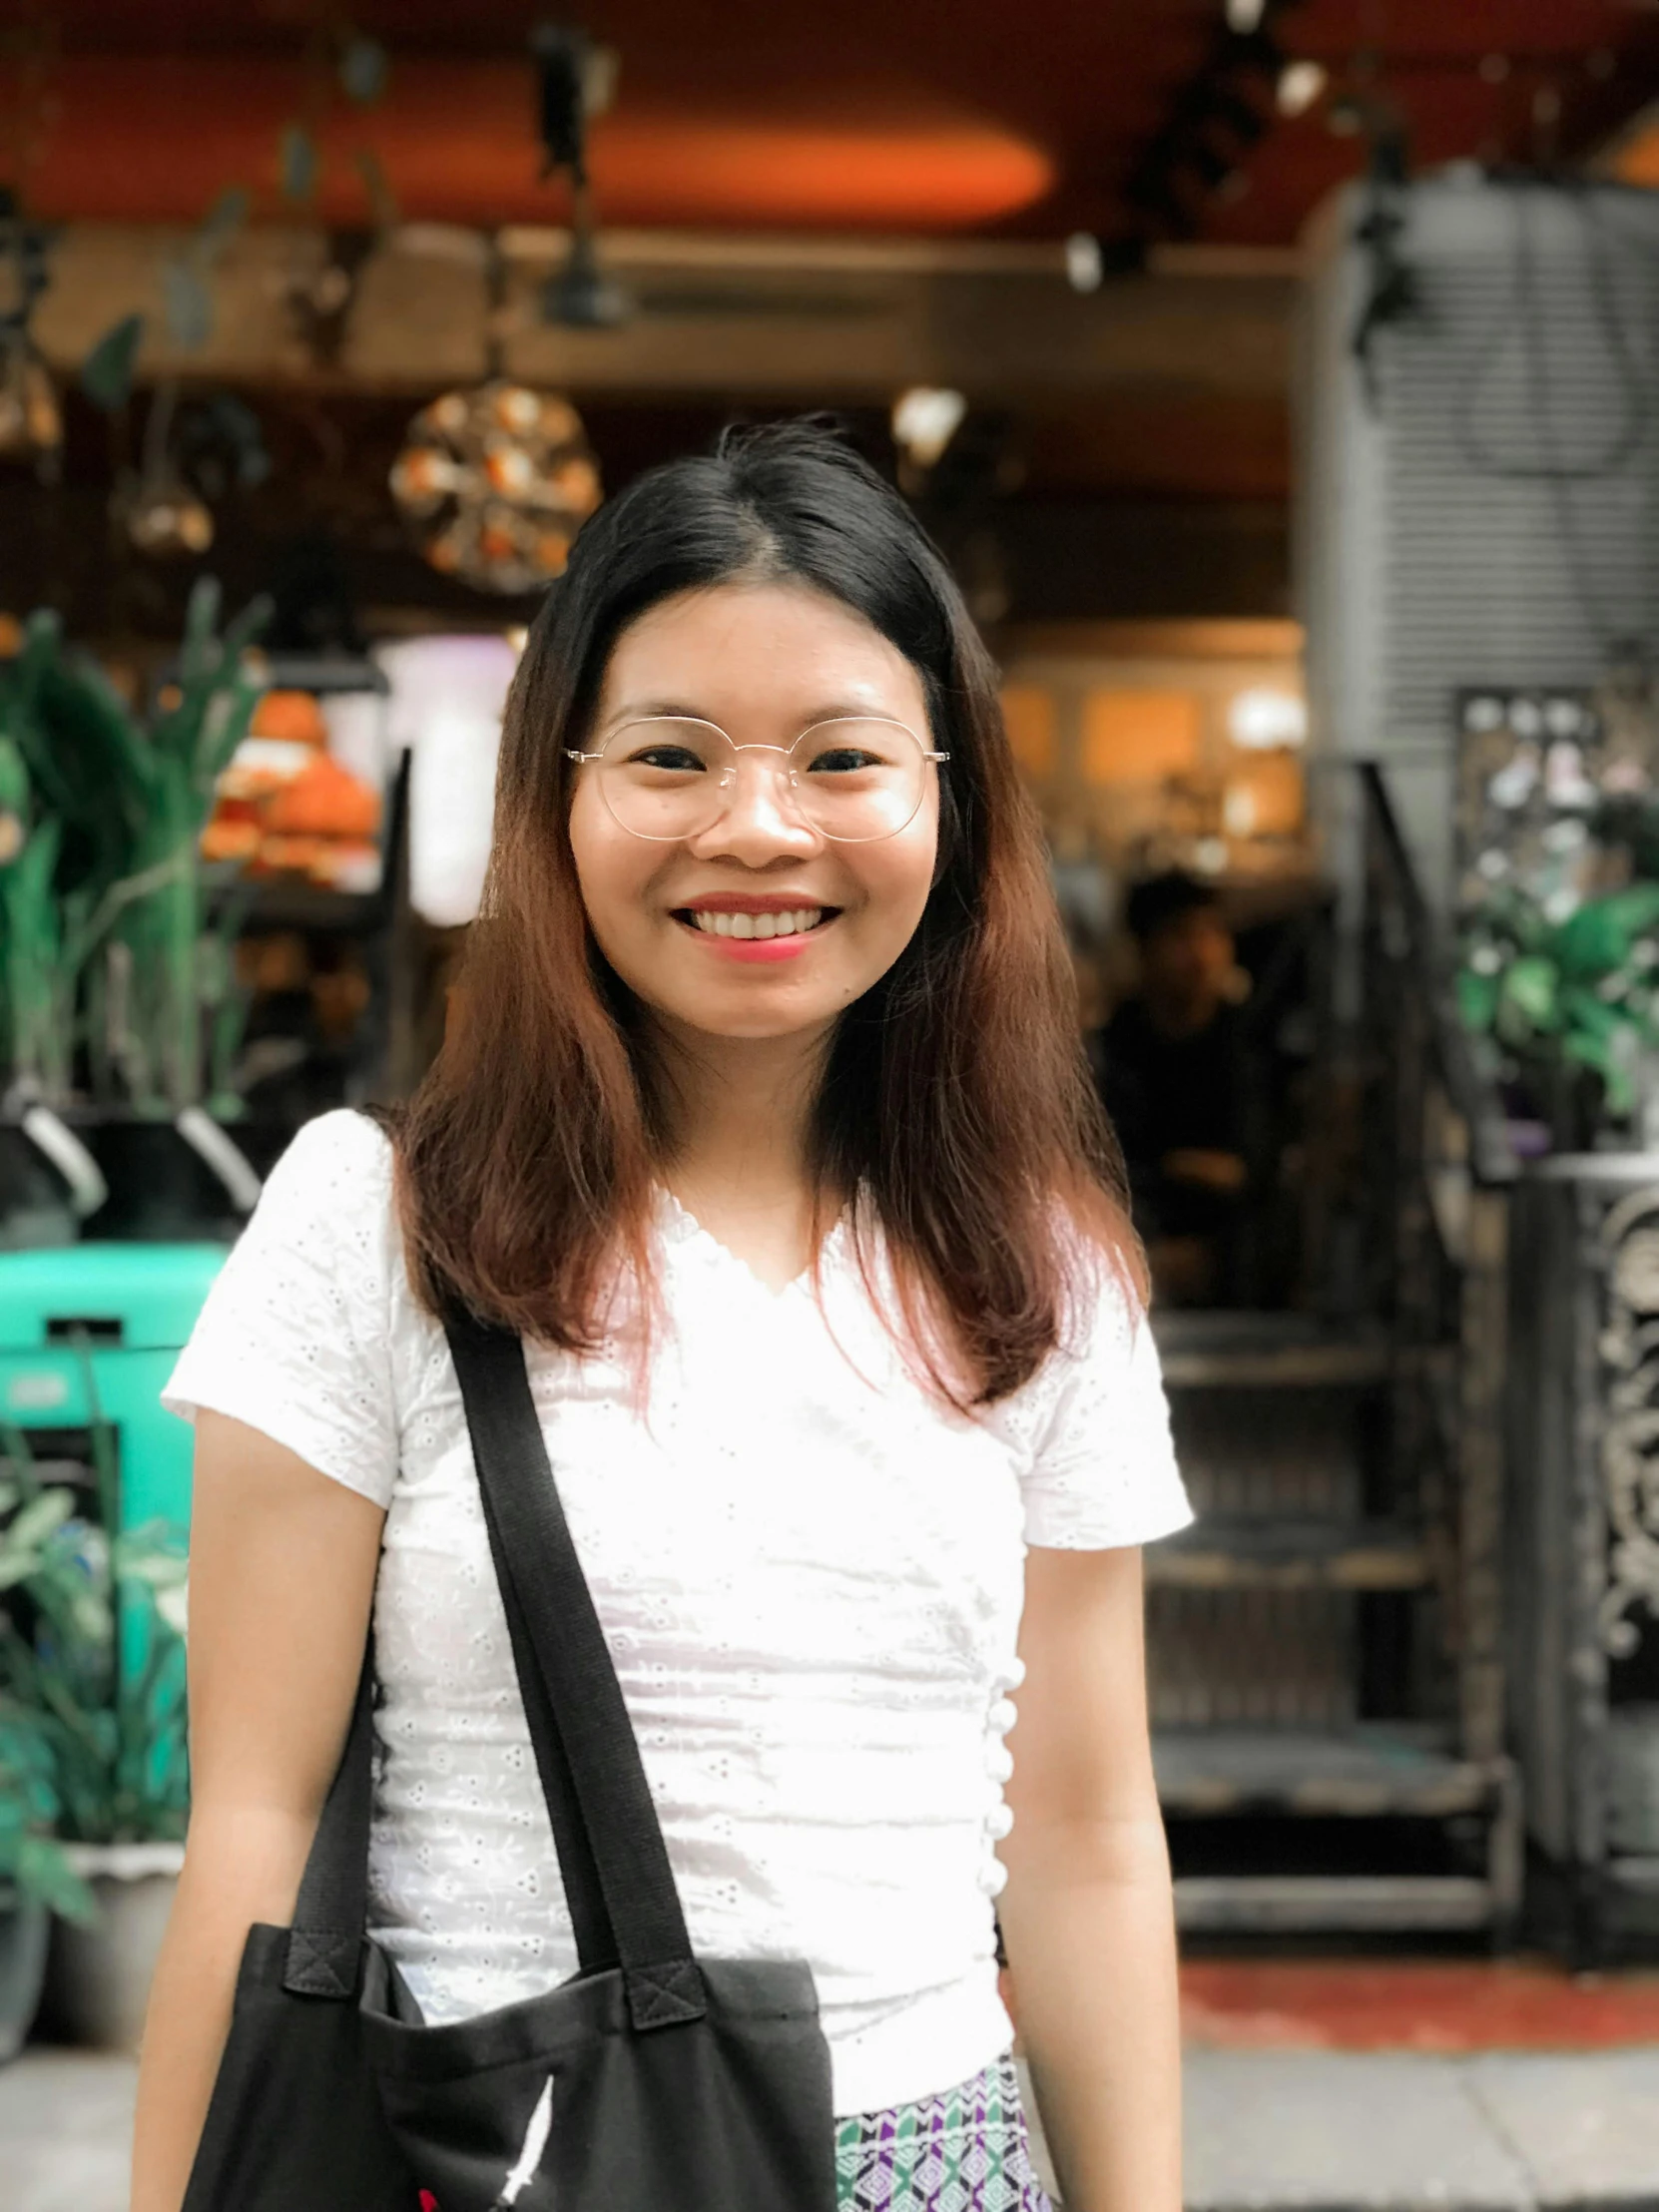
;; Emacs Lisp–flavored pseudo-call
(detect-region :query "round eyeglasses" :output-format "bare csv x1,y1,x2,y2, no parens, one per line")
565,716,948,845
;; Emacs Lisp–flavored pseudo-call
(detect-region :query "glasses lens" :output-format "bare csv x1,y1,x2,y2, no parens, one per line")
792,720,928,842
596,719,733,840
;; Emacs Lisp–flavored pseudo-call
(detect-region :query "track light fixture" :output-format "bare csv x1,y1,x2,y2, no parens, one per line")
531,20,629,329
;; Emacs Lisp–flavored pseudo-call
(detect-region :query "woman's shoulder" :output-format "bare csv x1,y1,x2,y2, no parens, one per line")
1037,1239,1147,1394
263,1107,396,1217
994,1234,1190,1546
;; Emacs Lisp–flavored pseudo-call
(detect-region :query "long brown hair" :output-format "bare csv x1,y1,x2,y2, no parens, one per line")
394,421,1139,1403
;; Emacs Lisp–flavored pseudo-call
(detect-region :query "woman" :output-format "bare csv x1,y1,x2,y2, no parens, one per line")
133,422,1191,2212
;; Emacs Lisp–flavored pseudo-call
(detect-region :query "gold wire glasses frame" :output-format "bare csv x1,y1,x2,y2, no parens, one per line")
565,715,949,844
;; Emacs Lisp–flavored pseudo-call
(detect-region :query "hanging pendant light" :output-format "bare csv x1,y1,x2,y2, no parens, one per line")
390,378,602,593
116,381,215,557
0,204,62,479
0,338,61,470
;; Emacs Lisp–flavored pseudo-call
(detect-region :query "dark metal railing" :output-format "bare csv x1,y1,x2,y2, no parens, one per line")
1355,760,1515,1838
1357,761,1515,1192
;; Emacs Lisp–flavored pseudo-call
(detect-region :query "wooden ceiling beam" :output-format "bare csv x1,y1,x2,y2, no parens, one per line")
32,224,1295,403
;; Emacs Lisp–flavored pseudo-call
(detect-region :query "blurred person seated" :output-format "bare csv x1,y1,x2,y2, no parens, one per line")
1091,870,1256,1307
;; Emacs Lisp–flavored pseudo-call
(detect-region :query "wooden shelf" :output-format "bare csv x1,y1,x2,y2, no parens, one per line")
1153,1314,1393,1390
1148,1518,1431,1590
1174,1875,1494,1933
1154,1728,1502,1818
221,879,387,935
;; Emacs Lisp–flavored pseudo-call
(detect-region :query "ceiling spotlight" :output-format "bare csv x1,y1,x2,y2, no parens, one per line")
891,387,966,472
1064,233,1104,293
1277,60,1329,117
1226,0,1266,31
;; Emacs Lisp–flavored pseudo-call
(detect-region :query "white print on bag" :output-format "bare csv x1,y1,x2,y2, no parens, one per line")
490,2076,555,2208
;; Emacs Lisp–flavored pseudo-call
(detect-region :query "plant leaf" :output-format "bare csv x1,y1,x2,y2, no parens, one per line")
5,1487,74,1554
16,1832,97,1923
161,261,215,353
278,122,320,204
80,313,146,412
194,186,250,270
338,36,389,105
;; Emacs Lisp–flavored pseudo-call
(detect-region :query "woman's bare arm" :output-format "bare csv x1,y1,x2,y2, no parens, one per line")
996,1543,1181,2212
130,1411,384,2212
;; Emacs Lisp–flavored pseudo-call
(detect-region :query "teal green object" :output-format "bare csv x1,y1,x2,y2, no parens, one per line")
0,1243,225,1534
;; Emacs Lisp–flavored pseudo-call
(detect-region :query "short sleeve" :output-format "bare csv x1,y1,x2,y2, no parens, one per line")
1011,1271,1193,1550
162,1110,399,1508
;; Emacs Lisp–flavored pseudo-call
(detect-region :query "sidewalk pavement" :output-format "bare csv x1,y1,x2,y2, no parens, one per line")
6,2044,1659,2211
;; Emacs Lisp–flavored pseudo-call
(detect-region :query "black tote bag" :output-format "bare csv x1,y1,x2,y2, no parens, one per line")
182,1311,836,2212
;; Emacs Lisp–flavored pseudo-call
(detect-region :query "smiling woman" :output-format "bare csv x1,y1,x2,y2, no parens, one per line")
401,423,1136,1382
136,423,1190,2212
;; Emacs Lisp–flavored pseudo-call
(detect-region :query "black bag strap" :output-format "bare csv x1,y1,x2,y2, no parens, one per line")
282,1543,618,1998
283,1317,705,2029
445,1312,706,2031
472,1399,616,1973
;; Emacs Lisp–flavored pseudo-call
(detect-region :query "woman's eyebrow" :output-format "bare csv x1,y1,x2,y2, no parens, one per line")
600,696,909,733
801,700,904,725
603,699,711,724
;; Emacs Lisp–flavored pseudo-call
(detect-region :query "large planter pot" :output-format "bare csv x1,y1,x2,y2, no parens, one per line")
0,1886,50,2064
40,1841,184,2051
0,1119,82,1250
82,1113,259,1243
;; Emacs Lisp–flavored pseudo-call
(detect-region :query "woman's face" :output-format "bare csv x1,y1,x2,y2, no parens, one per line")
568,581,940,1046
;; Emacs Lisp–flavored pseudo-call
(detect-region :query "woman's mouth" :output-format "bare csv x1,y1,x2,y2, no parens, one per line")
672,902,839,962
683,905,828,940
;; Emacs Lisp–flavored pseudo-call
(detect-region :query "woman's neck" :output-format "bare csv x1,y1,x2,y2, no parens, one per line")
652,1020,832,1291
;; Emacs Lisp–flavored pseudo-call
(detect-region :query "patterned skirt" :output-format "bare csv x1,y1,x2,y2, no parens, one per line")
835,2052,1054,2211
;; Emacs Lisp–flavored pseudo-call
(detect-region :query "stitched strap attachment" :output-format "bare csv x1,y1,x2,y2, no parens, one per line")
626,1958,709,2031
283,1927,362,1999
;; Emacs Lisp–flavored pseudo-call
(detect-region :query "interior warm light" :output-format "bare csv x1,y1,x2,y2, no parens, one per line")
1229,687,1308,751
1226,0,1266,30
891,388,966,471
1613,108,1659,190
1065,234,1105,293
589,117,1055,232
0,344,61,469
1277,61,1329,118
23,59,1054,233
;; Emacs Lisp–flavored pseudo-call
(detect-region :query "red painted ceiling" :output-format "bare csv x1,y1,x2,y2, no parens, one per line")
4,1,1656,240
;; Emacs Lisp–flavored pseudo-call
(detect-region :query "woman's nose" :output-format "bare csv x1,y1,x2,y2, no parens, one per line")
690,749,820,860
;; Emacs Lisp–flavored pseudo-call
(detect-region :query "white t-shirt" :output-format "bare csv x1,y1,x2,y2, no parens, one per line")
164,1109,1191,2117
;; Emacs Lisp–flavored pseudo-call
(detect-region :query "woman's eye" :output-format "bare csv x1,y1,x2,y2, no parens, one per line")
806,749,877,775
630,747,707,773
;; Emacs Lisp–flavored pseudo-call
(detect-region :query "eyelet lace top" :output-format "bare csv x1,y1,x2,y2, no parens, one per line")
165,1110,1190,2117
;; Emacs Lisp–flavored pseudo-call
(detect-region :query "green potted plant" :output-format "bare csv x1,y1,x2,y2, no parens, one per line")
0,1411,188,2050
0,579,271,1236
1458,880,1659,1146
0,1510,95,2063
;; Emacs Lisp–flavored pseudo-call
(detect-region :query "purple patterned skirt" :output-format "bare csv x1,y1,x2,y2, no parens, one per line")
835,2052,1054,2210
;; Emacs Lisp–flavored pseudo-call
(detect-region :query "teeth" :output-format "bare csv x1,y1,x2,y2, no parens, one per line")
691,907,824,938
